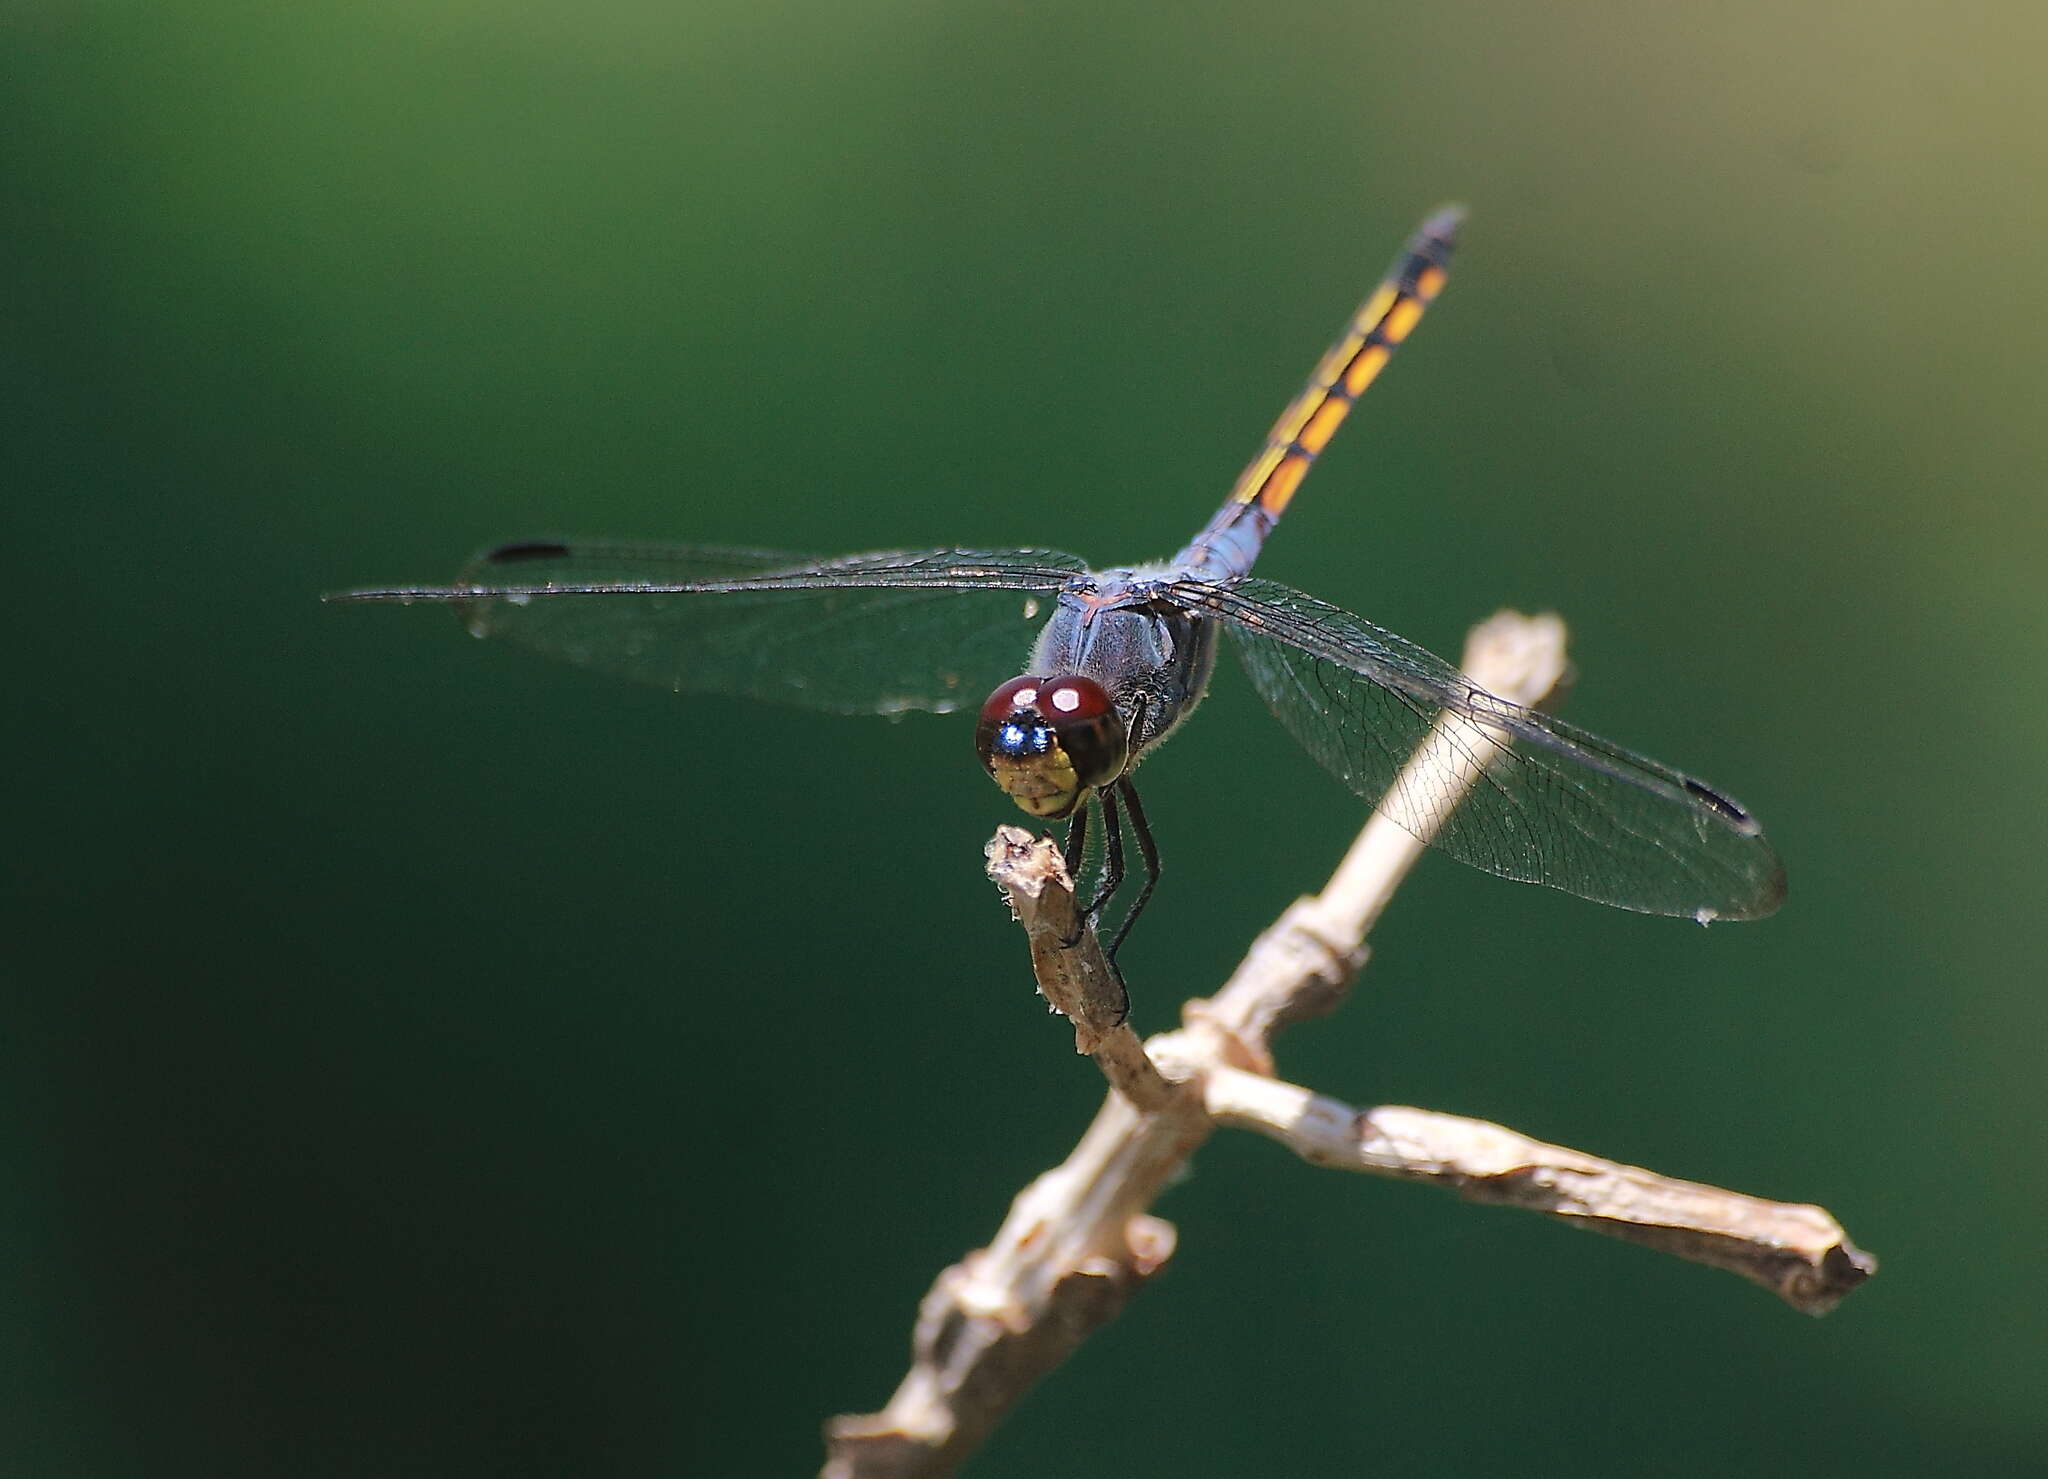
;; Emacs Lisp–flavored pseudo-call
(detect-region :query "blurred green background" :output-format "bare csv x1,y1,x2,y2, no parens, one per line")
7,2,2044,1474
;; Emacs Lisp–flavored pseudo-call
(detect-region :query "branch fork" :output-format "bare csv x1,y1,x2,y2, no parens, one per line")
823,612,1875,1479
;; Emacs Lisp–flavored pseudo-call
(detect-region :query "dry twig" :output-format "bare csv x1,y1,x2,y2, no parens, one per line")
821,611,1875,1479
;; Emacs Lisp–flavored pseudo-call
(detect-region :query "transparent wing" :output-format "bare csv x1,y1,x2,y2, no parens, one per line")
328,542,1086,715
1180,575,1785,920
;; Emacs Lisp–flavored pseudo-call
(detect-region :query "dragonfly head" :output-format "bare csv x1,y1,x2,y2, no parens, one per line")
975,674,1127,820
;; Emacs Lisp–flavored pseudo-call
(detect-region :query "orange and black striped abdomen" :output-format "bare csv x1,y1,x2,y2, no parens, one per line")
1223,204,1463,523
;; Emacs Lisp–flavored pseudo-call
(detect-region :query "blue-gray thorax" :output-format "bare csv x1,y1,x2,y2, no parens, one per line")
1029,565,1221,760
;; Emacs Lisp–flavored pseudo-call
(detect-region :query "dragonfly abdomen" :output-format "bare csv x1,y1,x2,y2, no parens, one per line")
1174,205,1465,582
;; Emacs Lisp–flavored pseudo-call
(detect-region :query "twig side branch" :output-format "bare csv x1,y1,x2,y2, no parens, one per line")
1203,1068,1875,1316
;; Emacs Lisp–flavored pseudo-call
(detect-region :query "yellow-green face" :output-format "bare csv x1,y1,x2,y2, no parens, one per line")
974,674,1128,821
986,743,1084,818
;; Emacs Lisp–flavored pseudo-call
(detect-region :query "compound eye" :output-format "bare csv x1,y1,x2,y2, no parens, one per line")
1033,676,1123,787
974,674,1128,819
977,675,1045,728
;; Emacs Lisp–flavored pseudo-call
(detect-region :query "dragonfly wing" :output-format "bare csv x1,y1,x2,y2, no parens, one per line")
331,543,1086,716
1183,576,1785,920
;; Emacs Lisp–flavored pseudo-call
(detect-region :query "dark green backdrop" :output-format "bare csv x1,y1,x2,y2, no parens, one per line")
9,3,2043,1474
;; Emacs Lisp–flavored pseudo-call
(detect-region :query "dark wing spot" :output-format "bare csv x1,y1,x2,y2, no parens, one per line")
1683,776,1756,829
485,541,573,565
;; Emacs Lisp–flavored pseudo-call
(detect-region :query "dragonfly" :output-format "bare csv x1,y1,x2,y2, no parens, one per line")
330,207,1785,959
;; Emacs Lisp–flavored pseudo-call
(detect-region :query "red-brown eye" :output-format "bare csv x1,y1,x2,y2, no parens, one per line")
1034,678,1122,782
977,675,1046,729
975,674,1128,819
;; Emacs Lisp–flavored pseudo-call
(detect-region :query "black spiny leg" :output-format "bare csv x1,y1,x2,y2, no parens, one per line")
1103,776,1160,961
1061,798,1090,884
1053,787,1135,1023
1057,801,1091,948
1085,784,1127,930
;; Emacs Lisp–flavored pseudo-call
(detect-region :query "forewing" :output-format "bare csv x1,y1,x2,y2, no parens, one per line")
332,543,1085,716
1188,576,1785,920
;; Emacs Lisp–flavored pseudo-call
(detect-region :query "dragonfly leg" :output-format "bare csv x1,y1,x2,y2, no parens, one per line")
1057,800,1091,948
1061,798,1090,880
1084,784,1127,928
1103,777,1160,961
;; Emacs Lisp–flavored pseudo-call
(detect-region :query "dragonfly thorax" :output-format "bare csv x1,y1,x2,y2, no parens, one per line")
1032,581,1220,759
974,674,1127,820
